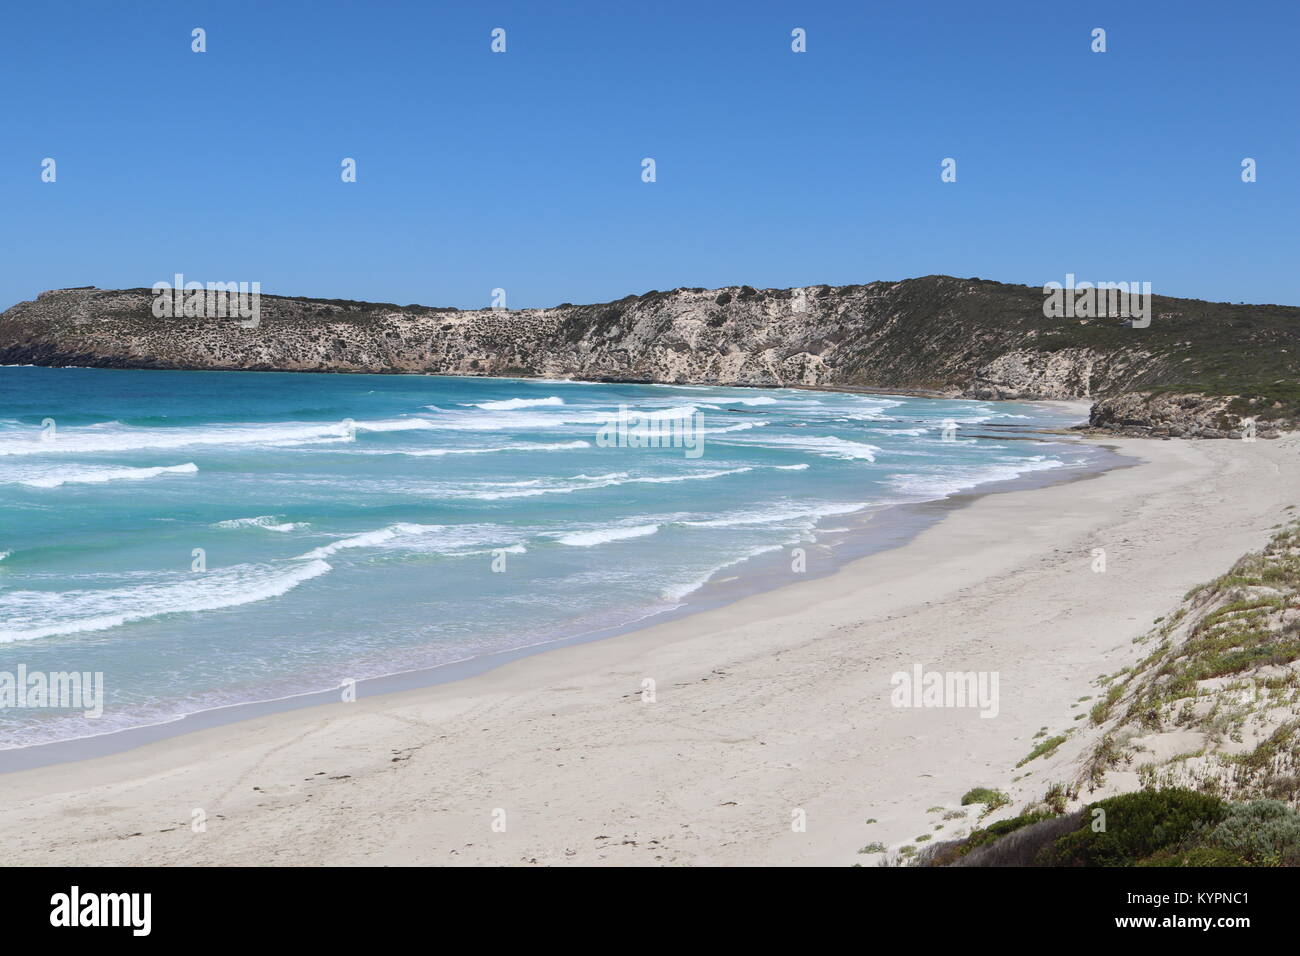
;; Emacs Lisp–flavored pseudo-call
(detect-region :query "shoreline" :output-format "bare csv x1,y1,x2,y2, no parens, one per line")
5,428,1296,864
0,399,1105,770
0,360,1028,403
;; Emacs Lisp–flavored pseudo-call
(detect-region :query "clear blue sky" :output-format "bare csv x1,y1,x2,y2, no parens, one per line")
3,0,1297,310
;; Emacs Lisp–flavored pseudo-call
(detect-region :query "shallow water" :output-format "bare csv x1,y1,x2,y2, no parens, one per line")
0,366,1100,748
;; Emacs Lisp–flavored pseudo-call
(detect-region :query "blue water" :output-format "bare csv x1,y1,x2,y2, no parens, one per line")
0,366,1099,747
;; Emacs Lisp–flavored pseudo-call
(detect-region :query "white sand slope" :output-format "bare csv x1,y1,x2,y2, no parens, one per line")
1,427,1297,866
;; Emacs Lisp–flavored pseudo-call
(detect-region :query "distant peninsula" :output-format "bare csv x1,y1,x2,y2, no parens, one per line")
2,275,1296,438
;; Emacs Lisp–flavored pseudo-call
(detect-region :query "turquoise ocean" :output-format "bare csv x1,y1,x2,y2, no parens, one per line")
0,366,1104,749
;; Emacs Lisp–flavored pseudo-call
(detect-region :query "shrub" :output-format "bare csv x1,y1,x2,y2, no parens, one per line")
1203,799,1300,866
916,810,1057,867
966,811,1054,849
960,787,1009,808
1013,738,1066,764
1136,846,1248,867
950,812,1086,867
1039,789,1226,866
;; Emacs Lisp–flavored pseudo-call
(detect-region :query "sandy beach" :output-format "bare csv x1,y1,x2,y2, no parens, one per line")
2,416,1297,867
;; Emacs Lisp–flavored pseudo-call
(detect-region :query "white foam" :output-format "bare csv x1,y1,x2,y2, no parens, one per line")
414,403,703,432
721,434,881,461
352,418,438,433
417,407,574,431
213,515,307,533
630,467,751,484
465,396,565,410
868,427,929,437
0,420,363,456
573,405,701,423
0,559,333,643
661,543,789,600
550,524,660,547
296,522,523,560
395,440,591,457
298,523,442,559
12,462,199,488
887,456,1066,498
680,501,868,528
464,467,752,500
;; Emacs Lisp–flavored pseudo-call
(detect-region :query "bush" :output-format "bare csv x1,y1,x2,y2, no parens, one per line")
960,787,1009,808
916,811,1069,867
1017,735,1067,767
1203,799,1300,866
949,812,1085,867
1039,789,1226,866
966,811,1054,849
1136,846,1248,867
915,789,1300,867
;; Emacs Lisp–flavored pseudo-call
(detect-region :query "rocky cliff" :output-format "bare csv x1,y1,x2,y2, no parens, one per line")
3,276,1297,436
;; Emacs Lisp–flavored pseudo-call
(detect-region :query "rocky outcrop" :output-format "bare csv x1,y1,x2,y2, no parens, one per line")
967,347,1125,400
1088,392,1286,439
3,277,1298,437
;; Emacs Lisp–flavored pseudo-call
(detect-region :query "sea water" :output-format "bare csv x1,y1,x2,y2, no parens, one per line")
0,366,1101,748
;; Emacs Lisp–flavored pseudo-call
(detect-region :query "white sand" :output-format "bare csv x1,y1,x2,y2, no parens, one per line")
2,423,1297,866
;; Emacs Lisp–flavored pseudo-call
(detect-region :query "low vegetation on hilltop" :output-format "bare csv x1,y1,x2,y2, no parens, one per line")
3,276,1298,433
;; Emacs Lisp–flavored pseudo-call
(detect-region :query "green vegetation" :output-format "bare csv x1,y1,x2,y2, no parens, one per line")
1080,520,1300,802
919,810,1055,866
837,276,1300,423
960,787,1010,810
1017,734,1067,767
1090,684,1124,725
916,789,1300,867
1041,790,1226,866
9,277,1300,426
1197,799,1300,866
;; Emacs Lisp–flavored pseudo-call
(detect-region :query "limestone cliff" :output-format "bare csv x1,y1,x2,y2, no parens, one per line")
3,276,1297,436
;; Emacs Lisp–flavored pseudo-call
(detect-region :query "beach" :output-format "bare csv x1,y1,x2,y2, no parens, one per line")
1,420,1296,866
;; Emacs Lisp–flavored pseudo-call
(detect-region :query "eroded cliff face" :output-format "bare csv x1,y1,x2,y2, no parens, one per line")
1088,392,1286,439
0,280,1031,390
3,277,1297,437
